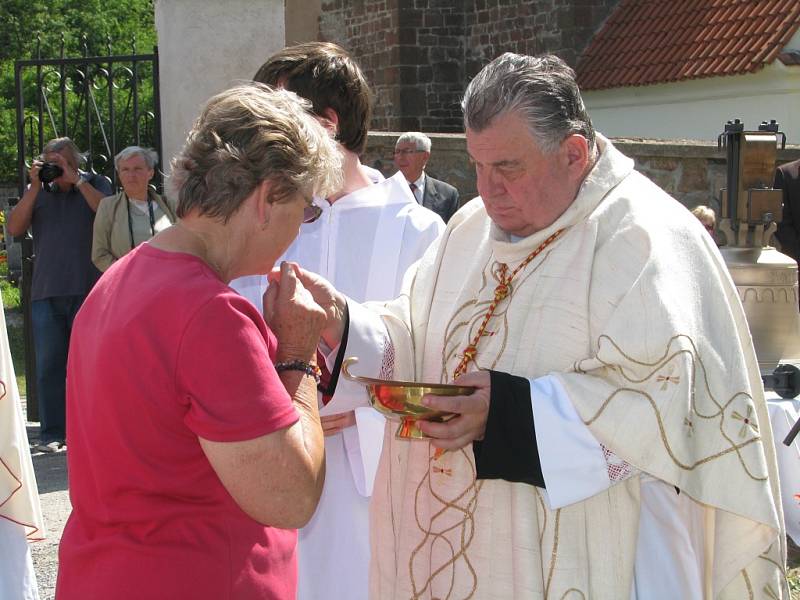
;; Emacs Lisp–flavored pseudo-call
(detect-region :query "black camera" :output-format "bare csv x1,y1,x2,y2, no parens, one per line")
39,162,64,184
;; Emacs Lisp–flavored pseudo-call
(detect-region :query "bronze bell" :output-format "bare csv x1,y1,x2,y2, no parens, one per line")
717,120,800,397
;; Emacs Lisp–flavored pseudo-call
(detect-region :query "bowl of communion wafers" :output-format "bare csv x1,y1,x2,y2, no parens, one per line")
341,357,475,439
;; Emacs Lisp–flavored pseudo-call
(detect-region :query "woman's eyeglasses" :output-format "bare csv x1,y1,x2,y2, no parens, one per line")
303,203,323,224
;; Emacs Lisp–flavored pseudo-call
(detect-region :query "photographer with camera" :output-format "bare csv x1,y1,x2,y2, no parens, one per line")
8,137,112,453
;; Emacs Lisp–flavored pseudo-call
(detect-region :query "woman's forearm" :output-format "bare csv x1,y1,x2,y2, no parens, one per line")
198,370,325,530
274,369,325,526
279,369,324,477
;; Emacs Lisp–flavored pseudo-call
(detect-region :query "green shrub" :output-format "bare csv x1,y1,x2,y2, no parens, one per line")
1,278,20,310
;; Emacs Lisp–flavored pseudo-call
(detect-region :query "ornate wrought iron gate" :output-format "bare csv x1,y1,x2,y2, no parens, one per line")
13,37,162,417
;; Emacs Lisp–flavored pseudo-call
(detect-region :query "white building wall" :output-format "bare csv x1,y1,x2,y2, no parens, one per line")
584,61,800,144
154,0,285,180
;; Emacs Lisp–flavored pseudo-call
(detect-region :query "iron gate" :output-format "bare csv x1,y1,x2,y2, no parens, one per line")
13,37,162,417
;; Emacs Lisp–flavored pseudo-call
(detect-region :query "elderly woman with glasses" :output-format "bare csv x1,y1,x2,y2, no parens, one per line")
91,146,177,271
56,83,339,600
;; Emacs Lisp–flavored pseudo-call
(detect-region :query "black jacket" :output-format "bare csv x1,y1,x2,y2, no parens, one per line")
422,175,460,223
775,159,800,262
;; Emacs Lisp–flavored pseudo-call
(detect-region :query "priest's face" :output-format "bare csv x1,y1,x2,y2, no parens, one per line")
466,110,586,237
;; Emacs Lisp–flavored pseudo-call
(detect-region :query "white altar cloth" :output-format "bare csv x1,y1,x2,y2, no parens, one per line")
766,392,800,544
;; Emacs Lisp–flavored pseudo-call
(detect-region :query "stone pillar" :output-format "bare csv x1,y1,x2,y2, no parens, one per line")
285,0,322,45
154,0,285,179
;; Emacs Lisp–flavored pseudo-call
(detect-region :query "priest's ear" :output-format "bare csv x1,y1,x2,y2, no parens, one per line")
561,134,591,177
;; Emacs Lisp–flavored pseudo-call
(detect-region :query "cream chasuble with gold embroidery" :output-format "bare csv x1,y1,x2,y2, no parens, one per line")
339,136,786,599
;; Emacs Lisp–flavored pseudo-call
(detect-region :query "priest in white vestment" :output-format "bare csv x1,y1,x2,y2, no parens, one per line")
231,42,444,600
0,306,45,600
289,53,788,599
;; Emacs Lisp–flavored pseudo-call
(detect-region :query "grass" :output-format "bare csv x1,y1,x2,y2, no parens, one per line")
1,276,20,309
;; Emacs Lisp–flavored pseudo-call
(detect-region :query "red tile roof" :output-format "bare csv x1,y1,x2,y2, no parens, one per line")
576,0,800,90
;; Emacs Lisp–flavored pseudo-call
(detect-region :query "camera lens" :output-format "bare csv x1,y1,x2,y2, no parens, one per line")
39,162,64,184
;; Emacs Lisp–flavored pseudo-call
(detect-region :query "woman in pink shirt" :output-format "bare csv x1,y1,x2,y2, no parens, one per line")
57,83,342,600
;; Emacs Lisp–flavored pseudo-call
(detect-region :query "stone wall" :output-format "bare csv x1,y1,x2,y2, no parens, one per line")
319,0,618,132
464,0,618,73
363,132,800,213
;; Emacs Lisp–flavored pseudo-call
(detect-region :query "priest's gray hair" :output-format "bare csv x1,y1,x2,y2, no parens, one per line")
462,53,595,154
115,146,159,171
171,82,342,221
396,132,431,152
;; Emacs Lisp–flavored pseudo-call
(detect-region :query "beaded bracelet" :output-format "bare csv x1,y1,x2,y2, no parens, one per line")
274,360,322,384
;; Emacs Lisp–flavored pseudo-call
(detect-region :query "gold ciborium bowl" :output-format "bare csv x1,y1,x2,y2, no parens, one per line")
342,357,475,439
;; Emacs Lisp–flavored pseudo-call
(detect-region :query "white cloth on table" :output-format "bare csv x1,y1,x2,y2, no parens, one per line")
337,135,785,599
765,393,800,544
0,306,44,600
231,169,444,600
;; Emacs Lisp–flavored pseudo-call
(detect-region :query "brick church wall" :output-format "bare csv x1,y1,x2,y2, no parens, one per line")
319,0,618,132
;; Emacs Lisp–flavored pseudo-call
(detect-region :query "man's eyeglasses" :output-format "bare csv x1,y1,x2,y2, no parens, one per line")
394,149,425,156
303,202,323,224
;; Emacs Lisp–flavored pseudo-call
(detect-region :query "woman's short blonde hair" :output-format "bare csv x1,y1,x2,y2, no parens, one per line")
171,83,342,221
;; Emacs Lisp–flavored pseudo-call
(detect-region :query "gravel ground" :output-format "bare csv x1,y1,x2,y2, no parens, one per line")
24,402,70,600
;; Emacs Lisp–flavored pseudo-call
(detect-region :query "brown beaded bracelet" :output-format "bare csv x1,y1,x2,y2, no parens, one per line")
274,360,322,384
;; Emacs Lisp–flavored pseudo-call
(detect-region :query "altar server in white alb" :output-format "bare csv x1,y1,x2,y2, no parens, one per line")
289,53,788,599
0,306,45,600
231,42,444,600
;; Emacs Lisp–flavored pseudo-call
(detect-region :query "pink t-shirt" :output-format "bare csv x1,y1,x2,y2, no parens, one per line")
57,244,300,600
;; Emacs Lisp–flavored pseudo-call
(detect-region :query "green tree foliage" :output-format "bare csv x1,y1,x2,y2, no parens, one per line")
0,0,157,188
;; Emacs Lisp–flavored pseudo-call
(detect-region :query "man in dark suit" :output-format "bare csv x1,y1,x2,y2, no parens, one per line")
394,132,460,223
775,158,800,264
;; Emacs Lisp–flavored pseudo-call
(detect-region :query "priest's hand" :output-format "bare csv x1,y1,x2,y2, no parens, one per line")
269,263,347,349
418,370,491,450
